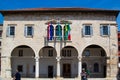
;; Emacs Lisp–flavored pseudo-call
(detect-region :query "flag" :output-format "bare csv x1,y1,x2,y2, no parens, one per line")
64,24,71,40
56,24,62,40
67,24,71,40
50,25,54,40
47,23,50,40
47,23,54,40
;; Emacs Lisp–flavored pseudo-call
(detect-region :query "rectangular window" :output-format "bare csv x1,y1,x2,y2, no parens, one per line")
100,25,110,36
0,30,2,37
67,50,71,57
33,65,35,73
10,27,15,35
85,26,90,35
25,26,34,37
0,41,1,46
6,26,15,37
18,50,23,57
17,65,23,72
62,50,66,57
48,50,53,57
62,50,71,57
83,25,92,36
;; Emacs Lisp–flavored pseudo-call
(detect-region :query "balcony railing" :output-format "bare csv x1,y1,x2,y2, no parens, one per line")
44,36,71,42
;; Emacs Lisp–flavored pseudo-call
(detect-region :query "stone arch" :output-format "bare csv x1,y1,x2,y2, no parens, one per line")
39,46,57,78
39,46,57,57
82,44,107,78
11,45,35,78
60,46,78,78
61,46,78,57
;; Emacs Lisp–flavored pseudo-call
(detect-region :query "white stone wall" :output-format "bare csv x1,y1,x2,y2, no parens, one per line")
1,12,118,78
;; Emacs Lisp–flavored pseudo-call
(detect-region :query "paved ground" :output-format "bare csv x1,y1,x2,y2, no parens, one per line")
0,77,2,80
0,78,118,80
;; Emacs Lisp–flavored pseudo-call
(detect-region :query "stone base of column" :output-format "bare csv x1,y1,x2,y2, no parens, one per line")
105,77,117,80
56,76,63,80
75,77,81,80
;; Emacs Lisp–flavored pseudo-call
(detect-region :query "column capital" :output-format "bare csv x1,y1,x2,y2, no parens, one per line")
35,57,39,59
78,56,82,61
35,57,39,62
56,57,61,61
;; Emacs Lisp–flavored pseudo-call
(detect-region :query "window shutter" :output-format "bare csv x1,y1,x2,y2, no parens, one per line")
108,25,110,36
13,27,15,36
83,26,85,36
90,26,93,36
6,26,10,37
24,26,27,37
32,27,34,36
100,26,103,36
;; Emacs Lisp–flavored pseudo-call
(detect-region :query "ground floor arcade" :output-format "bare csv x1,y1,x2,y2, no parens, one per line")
1,44,118,79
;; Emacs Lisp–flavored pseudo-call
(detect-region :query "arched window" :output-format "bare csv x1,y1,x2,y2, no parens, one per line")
47,24,54,40
55,25,62,40
94,63,99,72
64,24,71,40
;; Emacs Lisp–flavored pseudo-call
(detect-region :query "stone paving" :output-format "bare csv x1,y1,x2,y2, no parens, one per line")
0,78,118,80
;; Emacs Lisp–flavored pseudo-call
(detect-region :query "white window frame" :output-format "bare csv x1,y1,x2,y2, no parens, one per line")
6,26,15,37
24,26,34,37
100,25,110,36
83,24,93,37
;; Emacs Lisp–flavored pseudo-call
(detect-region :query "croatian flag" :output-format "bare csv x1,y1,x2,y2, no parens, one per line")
47,23,50,40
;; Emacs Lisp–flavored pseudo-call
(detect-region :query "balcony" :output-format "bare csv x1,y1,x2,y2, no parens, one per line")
44,36,72,42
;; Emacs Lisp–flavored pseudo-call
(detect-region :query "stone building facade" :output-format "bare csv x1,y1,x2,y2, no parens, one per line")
118,31,120,74
0,8,119,80
0,24,2,75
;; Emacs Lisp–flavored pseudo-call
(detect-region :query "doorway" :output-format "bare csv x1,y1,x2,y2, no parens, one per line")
48,66,53,78
63,64,71,78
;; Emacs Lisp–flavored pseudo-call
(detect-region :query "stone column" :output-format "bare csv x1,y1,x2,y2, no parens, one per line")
78,57,82,78
35,57,39,78
56,57,61,77
4,56,11,78
106,59,111,77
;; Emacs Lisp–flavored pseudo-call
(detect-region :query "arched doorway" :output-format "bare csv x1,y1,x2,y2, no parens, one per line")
39,46,57,78
11,45,35,78
61,46,78,78
82,45,107,78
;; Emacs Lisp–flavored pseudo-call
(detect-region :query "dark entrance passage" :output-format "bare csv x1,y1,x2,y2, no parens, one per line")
103,66,106,77
82,63,87,71
48,66,53,78
63,64,71,78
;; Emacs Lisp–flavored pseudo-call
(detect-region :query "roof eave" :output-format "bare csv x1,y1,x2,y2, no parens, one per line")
0,8,119,17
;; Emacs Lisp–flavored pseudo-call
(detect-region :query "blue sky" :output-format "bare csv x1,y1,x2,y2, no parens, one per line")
0,0,120,30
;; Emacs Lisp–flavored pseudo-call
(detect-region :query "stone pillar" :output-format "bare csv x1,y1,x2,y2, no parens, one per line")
78,57,82,78
56,57,61,77
5,56,11,78
35,57,39,78
106,59,111,77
